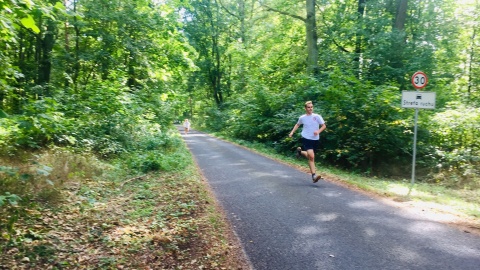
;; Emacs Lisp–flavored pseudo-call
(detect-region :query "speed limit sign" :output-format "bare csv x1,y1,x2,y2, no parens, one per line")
411,71,428,89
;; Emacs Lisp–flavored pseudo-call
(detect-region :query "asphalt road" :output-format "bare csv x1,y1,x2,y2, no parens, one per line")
180,128,480,270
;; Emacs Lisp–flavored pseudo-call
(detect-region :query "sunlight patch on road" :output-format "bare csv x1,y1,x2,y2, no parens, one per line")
348,200,383,210
314,213,338,222
181,134,205,137
322,191,342,198
363,227,376,237
390,246,423,262
407,221,446,234
294,226,326,235
229,161,249,166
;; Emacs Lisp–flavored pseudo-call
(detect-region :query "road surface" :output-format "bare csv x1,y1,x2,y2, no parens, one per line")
180,128,480,270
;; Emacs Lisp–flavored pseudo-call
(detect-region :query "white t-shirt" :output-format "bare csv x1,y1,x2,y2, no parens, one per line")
297,113,325,140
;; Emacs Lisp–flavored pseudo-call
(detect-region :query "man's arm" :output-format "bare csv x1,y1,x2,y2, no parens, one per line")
314,123,326,136
289,123,300,137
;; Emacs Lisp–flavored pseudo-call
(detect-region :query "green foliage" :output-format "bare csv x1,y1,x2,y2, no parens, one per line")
61,83,136,156
184,0,479,188
123,131,190,173
0,0,192,157
196,105,230,132
318,70,413,175
0,0,479,191
0,118,20,155
0,97,76,153
0,165,34,200
213,64,415,176
424,104,480,187
19,98,72,148
0,192,23,239
226,89,297,147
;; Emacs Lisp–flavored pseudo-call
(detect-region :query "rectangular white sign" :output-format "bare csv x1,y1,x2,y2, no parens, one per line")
402,91,436,109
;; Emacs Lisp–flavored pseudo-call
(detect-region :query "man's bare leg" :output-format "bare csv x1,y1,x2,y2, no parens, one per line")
305,149,315,174
304,149,322,182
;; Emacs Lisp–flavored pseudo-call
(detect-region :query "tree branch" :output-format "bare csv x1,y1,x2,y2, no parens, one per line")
260,4,305,22
121,174,147,187
318,8,350,53
218,0,238,19
331,38,350,53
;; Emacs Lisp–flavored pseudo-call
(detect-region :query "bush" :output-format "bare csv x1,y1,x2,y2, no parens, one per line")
424,104,480,188
124,130,189,173
0,192,23,240
0,98,75,152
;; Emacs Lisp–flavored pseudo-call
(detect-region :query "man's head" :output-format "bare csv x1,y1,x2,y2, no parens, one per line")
304,101,313,113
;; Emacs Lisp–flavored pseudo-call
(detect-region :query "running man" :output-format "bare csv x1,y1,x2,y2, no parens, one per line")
289,101,326,183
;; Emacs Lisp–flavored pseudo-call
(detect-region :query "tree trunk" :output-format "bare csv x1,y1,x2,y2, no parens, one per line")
38,18,56,92
354,0,367,79
391,0,408,88
467,26,476,100
127,50,137,89
73,16,80,92
394,0,408,31
305,0,319,77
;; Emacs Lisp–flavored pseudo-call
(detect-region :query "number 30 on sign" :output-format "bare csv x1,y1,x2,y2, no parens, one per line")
411,71,428,89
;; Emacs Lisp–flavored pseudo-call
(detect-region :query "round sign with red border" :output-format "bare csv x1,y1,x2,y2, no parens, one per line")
411,71,428,89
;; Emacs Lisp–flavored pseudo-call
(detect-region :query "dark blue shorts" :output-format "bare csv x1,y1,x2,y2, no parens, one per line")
302,138,319,151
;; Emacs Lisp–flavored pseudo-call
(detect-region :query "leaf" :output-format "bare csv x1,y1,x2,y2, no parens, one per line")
54,2,66,10
20,15,40,34
36,165,53,176
24,0,34,9
0,109,9,118
20,173,31,181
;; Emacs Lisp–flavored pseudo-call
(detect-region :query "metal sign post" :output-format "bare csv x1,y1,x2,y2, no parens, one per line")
411,107,419,193
402,71,435,196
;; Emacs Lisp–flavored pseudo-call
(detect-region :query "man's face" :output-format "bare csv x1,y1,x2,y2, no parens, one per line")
305,104,313,113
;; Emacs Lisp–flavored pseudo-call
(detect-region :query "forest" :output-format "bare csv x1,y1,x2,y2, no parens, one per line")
0,0,479,267
2,0,477,184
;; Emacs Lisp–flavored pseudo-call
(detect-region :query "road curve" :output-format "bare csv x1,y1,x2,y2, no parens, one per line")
180,128,480,270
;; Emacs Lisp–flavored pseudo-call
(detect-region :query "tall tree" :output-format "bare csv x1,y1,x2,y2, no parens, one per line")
354,0,367,78
305,0,319,76
36,16,57,89
390,0,408,87
261,0,319,77
184,0,230,106
465,0,480,104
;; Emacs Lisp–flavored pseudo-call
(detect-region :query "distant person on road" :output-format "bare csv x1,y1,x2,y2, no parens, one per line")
289,101,326,183
183,119,191,135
